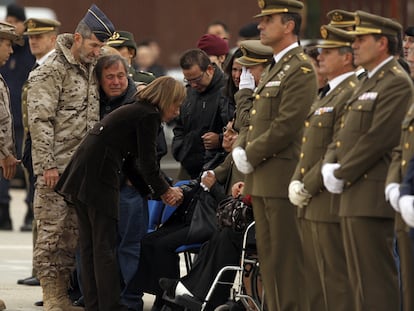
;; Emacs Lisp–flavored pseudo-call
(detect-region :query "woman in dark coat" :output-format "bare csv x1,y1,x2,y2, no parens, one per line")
55,76,186,311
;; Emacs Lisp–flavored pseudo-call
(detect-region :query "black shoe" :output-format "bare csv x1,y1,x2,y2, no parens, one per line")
20,222,32,232
34,300,43,306
159,278,178,299
17,276,40,286
0,218,12,230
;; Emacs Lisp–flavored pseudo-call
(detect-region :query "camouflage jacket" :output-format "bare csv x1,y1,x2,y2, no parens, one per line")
27,33,100,175
0,74,15,159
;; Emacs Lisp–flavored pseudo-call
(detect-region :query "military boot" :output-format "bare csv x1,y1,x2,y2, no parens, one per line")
56,274,84,311
0,298,6,311
40,278,63,311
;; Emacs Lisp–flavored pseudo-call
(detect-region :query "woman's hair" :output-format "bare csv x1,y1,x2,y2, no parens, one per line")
136,76,186,111
223,48,243,99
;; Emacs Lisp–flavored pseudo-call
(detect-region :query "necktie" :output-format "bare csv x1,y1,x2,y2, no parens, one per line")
319,83,330,98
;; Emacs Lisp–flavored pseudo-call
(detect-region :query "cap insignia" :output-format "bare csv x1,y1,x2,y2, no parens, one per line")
258,0,265,9
27,20,36,29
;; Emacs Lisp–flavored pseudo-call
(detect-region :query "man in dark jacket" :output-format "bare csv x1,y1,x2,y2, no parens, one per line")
172,48,232,179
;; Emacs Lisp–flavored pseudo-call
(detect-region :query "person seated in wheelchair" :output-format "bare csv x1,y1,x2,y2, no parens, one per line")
131,120,239,311
159,181,254,311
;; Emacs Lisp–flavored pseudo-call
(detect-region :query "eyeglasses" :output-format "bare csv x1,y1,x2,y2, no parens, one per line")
223,126,238,135
183,72,205,84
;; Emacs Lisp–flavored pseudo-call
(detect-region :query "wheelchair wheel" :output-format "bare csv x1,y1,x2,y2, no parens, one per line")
250,264,266,310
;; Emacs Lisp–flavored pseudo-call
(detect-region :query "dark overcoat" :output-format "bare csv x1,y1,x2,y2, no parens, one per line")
55,100,170,219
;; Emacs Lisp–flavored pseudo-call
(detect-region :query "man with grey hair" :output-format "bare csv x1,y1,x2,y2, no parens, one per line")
27,5,115,311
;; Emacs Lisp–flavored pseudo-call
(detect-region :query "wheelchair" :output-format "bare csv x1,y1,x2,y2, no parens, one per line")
161,221,266,311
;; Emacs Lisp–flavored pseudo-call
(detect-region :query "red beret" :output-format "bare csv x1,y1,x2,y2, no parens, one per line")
196,34,229,56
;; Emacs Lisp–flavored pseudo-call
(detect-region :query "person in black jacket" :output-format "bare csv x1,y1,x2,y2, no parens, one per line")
55,76,185,311
172,49,233,180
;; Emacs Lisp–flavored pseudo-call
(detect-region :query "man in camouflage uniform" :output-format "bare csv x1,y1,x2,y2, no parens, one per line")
0,20,24,311
27,5,115,311
0,22,22,181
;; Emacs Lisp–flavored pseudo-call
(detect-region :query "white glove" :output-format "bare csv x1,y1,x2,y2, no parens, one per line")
288,180,312,208
232,146,253,174
321,163,344,194
399,195,414,227
385,183,400,212
239,67,255,90
200,170,215,191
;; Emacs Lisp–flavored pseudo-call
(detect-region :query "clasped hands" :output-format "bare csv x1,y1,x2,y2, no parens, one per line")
288,180,311,208
161,187,183,207
321,163,344,194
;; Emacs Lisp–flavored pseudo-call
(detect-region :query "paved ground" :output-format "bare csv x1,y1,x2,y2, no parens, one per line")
0,189,159,311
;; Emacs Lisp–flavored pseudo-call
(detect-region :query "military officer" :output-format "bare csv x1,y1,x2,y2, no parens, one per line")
17,17,61,287
322,11,413,311
27,5,116,311
0,22,22,181
289,25,356,311
232,0,317,310
106,30,155,84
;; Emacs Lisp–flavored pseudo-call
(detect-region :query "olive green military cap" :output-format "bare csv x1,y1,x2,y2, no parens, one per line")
348,10,402,37
315,25,354,48
327,9,356,29
23,18,61,35
236,39,273,66
106,30,137,52
254,0,303,18
0,21,23,45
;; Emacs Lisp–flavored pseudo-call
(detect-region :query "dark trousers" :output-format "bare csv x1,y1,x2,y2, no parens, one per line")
341,216,400,311
395,214,414,311
131,220,190,297
118,185,148,311
252,196,307,311
75,202,126,311
302,219,353,311
181,228,243,309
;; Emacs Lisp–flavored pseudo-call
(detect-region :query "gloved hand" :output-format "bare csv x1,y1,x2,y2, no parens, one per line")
399,195,414,227
321,163,344,194
200,170,215,191
385,183,400,212
239,66,255,90
288,180,312,208
232,146,253,174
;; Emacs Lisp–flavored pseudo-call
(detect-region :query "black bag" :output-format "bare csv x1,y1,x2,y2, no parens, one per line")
185,188,219,244
216,196,254,232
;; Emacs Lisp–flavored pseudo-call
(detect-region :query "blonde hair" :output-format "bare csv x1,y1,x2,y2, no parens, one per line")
136,76,186,111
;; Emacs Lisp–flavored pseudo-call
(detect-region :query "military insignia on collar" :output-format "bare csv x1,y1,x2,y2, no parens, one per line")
258,0,265,9
277,71,285,80
301,67,312,74
283,64,290,71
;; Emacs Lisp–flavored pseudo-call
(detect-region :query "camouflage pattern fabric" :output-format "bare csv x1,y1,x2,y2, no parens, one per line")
0,74,15,159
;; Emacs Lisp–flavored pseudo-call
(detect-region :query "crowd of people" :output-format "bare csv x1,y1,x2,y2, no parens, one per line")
2,0,414,311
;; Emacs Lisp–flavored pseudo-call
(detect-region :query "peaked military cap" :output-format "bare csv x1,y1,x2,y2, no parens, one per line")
106,30,137,52
236,40,273,67
327,9,356,29
0,22,23,46
236,39,273,67
254,0,303,18
315,25,354,48
348,10,402,37
81,4,115,42
23,18,61,36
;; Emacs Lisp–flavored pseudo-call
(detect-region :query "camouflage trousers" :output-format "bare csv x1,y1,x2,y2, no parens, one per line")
33,175,78,279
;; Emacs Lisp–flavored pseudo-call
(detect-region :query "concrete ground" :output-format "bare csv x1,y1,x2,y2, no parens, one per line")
0,188,158,311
